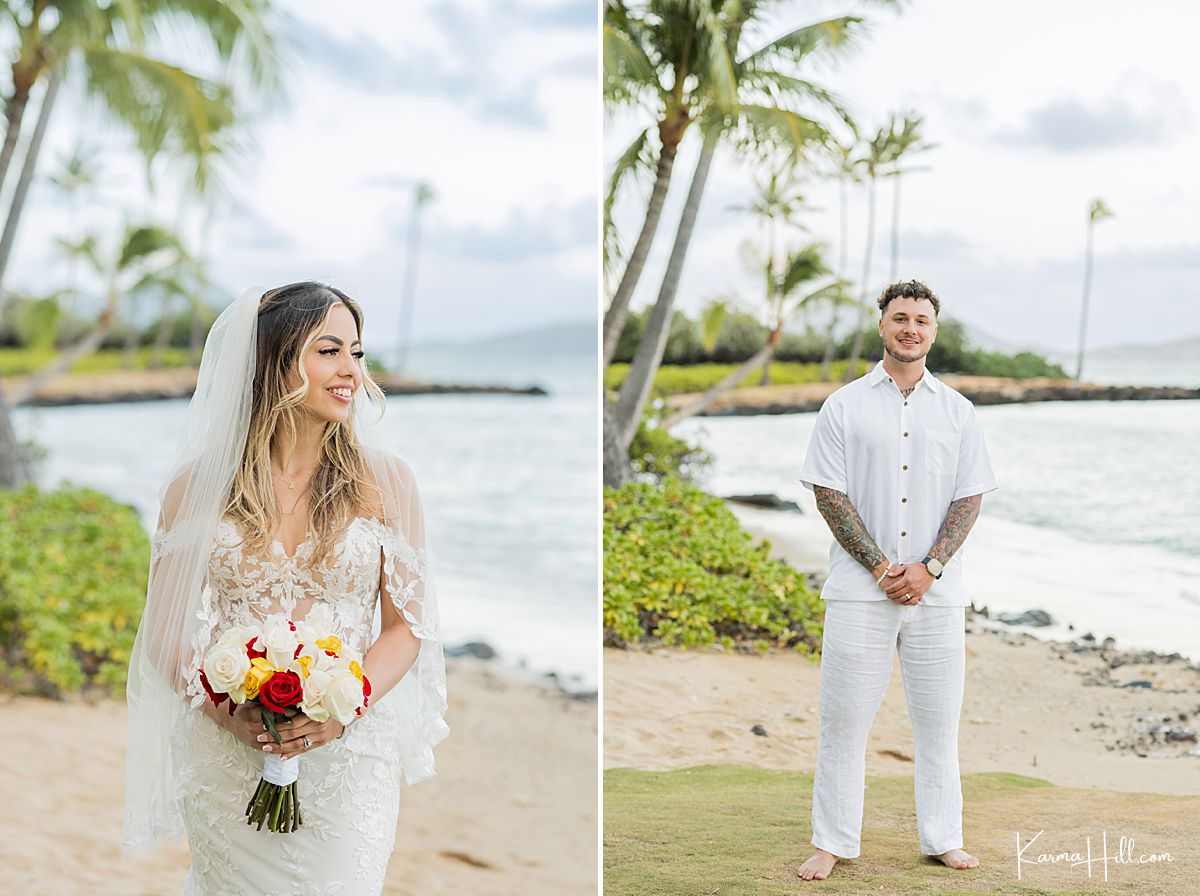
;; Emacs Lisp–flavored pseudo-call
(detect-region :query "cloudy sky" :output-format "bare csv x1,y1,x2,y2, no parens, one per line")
15,0,597,349
607,0,1200,353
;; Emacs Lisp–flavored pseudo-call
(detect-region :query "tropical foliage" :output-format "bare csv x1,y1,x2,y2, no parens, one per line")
0,483,148,697
604,477,823,652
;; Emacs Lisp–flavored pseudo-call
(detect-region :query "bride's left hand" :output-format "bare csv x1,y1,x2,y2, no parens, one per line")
258,713,346,759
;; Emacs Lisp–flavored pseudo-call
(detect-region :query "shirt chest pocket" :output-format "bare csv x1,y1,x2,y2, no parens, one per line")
924,428,960,477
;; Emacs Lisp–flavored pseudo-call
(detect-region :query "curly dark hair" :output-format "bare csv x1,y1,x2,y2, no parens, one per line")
877,279,941,317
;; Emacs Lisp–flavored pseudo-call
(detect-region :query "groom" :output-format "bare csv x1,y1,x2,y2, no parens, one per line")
795,280,997,880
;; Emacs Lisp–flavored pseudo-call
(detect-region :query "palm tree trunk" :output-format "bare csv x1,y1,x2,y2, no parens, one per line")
819,178,849,382
395,195,427,376
11,289,118,407
843,176,877,383
889,173,902,280
123,293,140,370
1075,218,1095,381
602,398,633,488
663,330,780,429
613,134,717,450
602,130,681,367
0,80,33,207
0,388,27,487
188,304,205,366
149,296,176,370
0,67,61,307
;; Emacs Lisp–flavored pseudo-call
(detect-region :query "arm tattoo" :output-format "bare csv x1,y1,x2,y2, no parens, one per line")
813,485,887,574
928,494,983,566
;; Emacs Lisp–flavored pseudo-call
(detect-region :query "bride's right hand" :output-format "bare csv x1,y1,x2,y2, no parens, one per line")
223,701,296,751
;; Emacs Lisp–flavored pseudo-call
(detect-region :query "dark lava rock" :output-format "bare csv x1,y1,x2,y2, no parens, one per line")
751,724,768,737
725,493,803,512
446,641,498,660
1120,680,1154,689
996,609,1054,627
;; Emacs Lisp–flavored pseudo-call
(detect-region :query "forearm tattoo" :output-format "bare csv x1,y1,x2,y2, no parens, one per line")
928,494,982,566
813,485,887,574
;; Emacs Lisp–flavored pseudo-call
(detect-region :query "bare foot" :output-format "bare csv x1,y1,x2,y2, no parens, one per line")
932,848,979,869
797,848,838,880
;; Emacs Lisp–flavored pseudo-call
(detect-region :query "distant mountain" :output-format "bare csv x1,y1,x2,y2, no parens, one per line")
411,320,595,359
1087,335,1200,362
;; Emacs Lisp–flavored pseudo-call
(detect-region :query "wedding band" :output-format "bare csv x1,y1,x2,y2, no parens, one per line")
302,735,311,749
903,593,911,600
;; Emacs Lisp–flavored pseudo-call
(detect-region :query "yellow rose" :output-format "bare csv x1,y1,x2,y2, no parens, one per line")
315,635,342,657
349,660,363,682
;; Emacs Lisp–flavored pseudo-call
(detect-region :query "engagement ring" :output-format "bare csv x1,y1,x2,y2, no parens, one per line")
302,736,311,749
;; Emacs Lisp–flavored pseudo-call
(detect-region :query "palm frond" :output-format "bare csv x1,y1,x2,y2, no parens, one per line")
604,128,656,276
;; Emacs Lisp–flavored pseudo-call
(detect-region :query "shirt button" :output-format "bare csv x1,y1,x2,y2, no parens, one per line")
903,432,909,437
903,401,908,406
901,497,908,503
902,464,909,471
901,530,907,537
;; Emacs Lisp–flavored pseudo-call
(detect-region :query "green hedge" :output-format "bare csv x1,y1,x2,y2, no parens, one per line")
604,478,823,653
0,484,148,697
605,359,868,395
0,347,193,375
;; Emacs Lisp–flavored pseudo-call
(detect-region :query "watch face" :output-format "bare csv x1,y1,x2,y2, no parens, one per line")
925,558,944,576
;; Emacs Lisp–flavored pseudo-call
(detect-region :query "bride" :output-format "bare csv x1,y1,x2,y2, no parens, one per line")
122,282,448,894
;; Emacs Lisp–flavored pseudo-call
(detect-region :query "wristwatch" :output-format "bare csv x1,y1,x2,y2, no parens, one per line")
922,555,944,579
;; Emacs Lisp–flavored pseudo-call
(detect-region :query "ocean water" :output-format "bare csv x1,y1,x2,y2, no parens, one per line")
675,398,1200,662
11,352,599,691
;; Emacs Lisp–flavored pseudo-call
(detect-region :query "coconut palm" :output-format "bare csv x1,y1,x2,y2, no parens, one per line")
819,137,859,381
842,122,899,382
663,242,843,427
394,181,436,376
601,0,737,367
10,223,200,405
610,4,876,455
885,112,935,280
0,0,282,487
1075,197,1113,381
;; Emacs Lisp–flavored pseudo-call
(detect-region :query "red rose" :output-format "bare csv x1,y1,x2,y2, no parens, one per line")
246,637,266,660
259,670,304,712
362,675,372,706
199,668,227,707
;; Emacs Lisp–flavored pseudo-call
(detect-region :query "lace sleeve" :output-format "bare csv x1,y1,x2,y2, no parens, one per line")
367,449,449,784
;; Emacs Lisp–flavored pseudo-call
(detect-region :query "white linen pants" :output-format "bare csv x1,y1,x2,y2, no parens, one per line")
810,599,966,858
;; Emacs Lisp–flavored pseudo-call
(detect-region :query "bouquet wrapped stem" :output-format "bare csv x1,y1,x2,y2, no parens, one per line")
201,616,371,836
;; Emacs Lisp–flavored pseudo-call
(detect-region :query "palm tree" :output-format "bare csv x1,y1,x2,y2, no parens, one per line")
1075,197,1113,381
611,4,876,454
698,298,727,353
663,242,842,427
885,112,934,280
394,181,436,376
819,137,858,381
842,123,898,383
0,0,282,487
10,224,201,405
601,0,737,368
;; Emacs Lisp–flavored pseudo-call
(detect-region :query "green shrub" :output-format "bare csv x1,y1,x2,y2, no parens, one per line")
0,484,148,697
628,417,713,482
604,477,823,653
605,359,867,395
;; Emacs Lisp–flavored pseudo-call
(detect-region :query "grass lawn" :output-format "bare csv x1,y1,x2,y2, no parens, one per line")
604,360,870,396
0,347,193,375
604,765,1193,895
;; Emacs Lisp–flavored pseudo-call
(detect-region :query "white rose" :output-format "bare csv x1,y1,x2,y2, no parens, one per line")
215,624,258,651
204,639,250,696
260,618,299,671
299,668,333,723
324,670,366,726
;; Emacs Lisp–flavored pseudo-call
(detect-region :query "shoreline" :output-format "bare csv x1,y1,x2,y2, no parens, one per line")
0,656,597,895
1,368,548,407
665,375,1200,417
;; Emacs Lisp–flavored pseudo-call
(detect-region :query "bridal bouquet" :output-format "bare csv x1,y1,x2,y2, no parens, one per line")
199,615,373,833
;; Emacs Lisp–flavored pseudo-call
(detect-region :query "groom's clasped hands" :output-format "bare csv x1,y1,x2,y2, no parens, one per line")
875,561,935,605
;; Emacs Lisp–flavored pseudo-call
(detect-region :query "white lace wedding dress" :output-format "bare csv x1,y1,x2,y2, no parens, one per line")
168,511,440,896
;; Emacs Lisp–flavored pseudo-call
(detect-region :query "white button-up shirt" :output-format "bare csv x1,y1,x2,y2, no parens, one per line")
799,361,998,606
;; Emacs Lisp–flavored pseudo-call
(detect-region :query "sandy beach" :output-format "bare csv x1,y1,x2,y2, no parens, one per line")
605,502,1200,794
0,658,597,896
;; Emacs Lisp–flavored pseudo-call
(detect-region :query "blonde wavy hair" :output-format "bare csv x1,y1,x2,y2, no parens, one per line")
224,282,388,569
